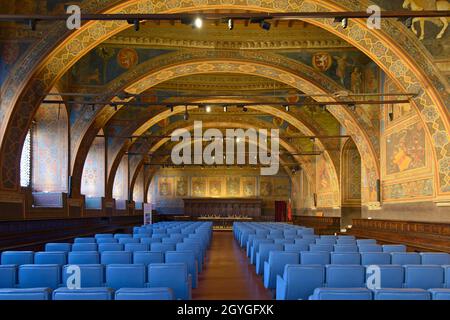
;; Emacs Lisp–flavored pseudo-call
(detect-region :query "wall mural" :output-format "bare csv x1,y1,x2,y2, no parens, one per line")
32,104,68,193
112,155,128,200
386,122,426,175
81,136,105,198
383,178,434,201
158,177,173,198
175,177,188,197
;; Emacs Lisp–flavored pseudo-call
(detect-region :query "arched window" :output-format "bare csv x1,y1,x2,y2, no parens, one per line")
20,129,32,188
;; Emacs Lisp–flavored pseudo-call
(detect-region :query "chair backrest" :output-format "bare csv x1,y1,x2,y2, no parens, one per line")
45,243,71,253
358,244,382,253
133,251,164,265
360,252,391,265
53,287,113,300
140,237,162,245
325,265,365,288
336,239,357,245
404,265,444,289
114,234,133,240
382,245,406,253
282,265,325,300
297,228,314,236
366,265,404,289
162,238,180,245
333,245,358,253
124,243,149,252
118,238,140,245
0,288,51,300
429,289,450,300
310,288,372,300
1,251,34,265
445,266,450,288
151,243,176,253
68,251,99,264
320,235,337,241
147,263,189,300
62,264,104,287
74,237,96,244
18,264,60,289
34,252,67,265
115,288,174,300
315,239,336,246
330,253,361,265
356,239,377,245
300,251,330,265
101,251,132,264
258,243,284,261
267,251,299,278
98,243,124,253
420,252,450,265
0,265,16,289
106,264,146,290
284,243,309,252
309,244,334,252
72,243,98,252
94,234,114,239
374,288,430,300
295,238,315,246
96,238,118,244
391,252,421,265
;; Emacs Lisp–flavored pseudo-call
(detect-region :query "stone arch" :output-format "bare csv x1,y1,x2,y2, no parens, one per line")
68,51,355,203
0,0,447,200
127,121,317,202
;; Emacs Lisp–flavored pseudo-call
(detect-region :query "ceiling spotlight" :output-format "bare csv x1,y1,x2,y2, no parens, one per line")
321,105,327,111
223,106,227,112
168,105,174,112
194,17,203,29
310,137,316,143
348,103,356,112
334,17,348,29
242,106,248,112
260,20,271,31
205,106,211,113
127,19,140,31
284,105,290,112
228,18,234,30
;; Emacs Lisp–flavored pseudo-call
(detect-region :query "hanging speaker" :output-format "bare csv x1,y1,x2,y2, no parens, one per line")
313,193,317,207
376,179,381,202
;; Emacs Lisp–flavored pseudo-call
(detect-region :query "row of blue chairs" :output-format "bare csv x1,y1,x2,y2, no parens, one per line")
275,262,450,300
1,250,200,288
0,221,212,300
0,287,175,300
309,288,450,300
234,222,450,300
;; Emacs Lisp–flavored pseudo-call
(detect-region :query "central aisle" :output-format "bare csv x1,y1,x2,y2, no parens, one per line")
192,231,272,300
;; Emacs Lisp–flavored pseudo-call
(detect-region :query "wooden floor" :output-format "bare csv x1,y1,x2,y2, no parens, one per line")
192,231,272,300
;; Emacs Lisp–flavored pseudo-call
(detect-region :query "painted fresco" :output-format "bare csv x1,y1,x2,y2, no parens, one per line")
260,178,273,197
242,177,257,197
316,155,332,191
112,156,128,200
281,50,372,91
383,178,433,201
226,177,240,197
81,136,105,197
175,177,188,197
191,177,207,197
158,177,173,197
273,178,291,197
69,46,173,86
386,122,426,175
208,178,223,197
32,104,68,192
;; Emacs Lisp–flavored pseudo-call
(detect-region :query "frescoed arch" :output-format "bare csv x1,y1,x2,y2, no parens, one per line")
0,0,448,202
